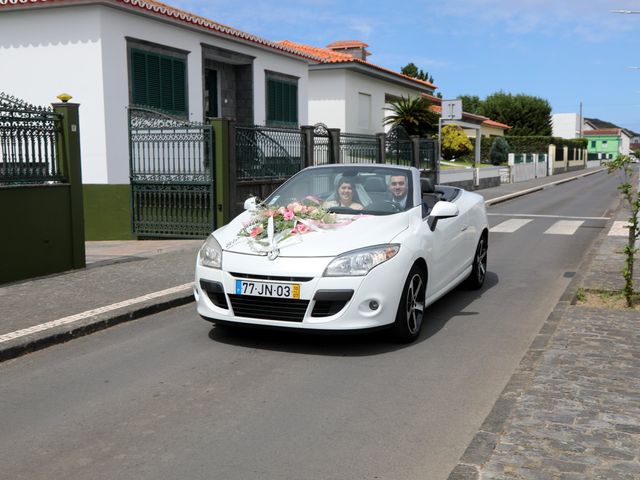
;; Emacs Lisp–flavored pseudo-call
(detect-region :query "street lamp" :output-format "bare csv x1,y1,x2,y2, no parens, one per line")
612,9,640,14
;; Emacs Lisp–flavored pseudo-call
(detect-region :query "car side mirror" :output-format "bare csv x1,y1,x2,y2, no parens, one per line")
427,201,459,231
243,196,257,210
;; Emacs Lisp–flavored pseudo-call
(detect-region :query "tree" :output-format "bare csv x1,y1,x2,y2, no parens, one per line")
489,137,509,166
401,62,430,82
459,95,482,115
440,124,473,161
478,91,552,136
383,96,439,137
400,62,440,97
605,154,640,307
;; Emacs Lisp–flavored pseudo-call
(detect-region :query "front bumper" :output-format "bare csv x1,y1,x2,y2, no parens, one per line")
194,252,404,331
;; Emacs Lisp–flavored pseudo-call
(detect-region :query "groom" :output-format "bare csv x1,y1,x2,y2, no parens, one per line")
389,174,409,209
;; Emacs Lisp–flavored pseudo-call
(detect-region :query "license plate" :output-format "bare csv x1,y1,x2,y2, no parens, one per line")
235,280,300,299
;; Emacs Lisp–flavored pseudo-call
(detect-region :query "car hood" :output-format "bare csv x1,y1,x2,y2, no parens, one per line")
216,211,410,257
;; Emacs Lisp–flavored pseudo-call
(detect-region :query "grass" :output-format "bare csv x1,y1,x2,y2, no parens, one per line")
440,160,507,170
574,288,640,310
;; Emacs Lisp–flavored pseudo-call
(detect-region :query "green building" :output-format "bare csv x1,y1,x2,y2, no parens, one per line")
584,128,631,160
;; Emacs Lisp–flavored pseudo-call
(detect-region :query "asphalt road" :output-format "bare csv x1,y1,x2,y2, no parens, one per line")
0,170,620,480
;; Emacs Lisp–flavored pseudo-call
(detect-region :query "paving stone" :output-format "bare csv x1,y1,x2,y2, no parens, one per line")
455,201,640,480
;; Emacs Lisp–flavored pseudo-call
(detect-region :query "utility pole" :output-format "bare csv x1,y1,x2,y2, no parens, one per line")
579,101,583,138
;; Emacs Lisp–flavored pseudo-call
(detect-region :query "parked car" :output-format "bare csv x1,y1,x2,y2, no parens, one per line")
194,164,489,342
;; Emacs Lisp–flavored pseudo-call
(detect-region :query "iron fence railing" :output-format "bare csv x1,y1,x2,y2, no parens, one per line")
234,124,438,180
129,106,213,183
312,124,330,166
339,133,378,163
418,138,437,172
385,127,413,166
236,125,303,179
0,92,64,185
128,105,215,238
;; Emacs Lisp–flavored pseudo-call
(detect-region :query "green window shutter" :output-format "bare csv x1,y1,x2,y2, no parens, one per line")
159,56,173,111
146,54,162,109
172,59,186,114
131,50,148,106
267,79,277,123
266,76,298,125
129,48,186,115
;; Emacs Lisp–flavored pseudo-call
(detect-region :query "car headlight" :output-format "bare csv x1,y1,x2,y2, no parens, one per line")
323,244,400,277
199,235,223,269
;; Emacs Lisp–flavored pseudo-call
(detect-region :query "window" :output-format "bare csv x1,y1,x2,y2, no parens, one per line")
266,73,298,126
590,141,596,148
130,48,187,116
358,93,371,130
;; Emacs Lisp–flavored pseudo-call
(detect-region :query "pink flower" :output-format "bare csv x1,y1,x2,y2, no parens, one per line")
295,223,310,234
250,225,264,237
277,207,286,216
287,202,303,214
283,209,295,221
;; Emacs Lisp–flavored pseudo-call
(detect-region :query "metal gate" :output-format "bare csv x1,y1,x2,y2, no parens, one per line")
129,106,215,238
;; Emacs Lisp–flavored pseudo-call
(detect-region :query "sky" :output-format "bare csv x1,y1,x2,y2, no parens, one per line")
172,0,640,132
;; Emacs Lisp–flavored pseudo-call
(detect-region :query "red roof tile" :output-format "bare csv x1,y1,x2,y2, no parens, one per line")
0,0,319,61
327,40,369,49
430,104,511,129
275,40,437,90
483,119,511,129
583,128,622,136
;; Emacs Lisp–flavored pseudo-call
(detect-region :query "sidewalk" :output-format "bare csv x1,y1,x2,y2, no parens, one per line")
0,166,609,364
448,178,640,478
0,239,203,361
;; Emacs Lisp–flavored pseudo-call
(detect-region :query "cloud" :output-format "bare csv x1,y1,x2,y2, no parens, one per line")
429,0,640,41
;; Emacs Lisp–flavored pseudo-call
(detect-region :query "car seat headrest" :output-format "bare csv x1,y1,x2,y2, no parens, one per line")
421,177,435,194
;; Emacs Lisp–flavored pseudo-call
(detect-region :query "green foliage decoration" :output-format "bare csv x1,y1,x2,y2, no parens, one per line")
441,124,473,161
489,137,510,166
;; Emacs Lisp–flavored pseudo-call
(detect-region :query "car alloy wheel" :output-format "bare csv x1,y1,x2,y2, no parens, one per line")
393,265,426,343
465,235,487,290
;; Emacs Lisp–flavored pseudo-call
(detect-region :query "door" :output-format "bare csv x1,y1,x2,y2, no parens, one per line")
205,69,219,119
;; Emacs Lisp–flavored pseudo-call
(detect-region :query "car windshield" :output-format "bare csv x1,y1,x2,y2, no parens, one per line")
264,166,414,215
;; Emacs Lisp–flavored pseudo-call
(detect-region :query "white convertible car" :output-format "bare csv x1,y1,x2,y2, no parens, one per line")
194,164,488,342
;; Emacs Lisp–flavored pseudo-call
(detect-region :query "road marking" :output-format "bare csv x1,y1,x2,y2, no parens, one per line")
490,219,533,233
488,213,609,221
544,220,584,235
608,221,630,236
0,283,194,345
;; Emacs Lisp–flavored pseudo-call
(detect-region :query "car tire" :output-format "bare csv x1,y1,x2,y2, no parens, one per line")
393,264,427,343
464,234,488,290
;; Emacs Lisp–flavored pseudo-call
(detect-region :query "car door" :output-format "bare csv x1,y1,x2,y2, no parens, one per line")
420,203,469,296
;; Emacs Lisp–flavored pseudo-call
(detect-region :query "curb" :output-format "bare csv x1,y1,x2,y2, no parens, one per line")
0,291,195,363
485,167,606,206
446,189,620,480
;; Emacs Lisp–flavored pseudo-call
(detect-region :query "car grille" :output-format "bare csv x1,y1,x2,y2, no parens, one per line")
230,272,313,282
228,295,309,322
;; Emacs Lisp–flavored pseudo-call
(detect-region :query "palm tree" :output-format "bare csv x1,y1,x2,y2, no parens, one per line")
383,96,439,137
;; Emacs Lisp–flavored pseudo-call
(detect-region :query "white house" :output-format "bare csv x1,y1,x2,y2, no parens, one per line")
276,40,437,134
551,113,586,139
0,0,314,184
